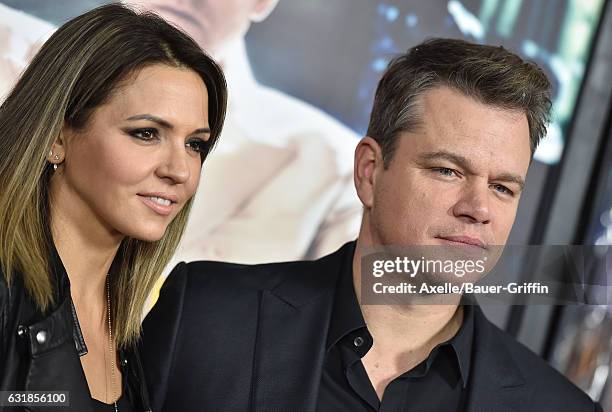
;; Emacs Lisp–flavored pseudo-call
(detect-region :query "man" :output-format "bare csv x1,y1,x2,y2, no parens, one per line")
0,0,361,266
140,39,601,411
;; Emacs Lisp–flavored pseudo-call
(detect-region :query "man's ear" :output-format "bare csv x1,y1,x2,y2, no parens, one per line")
354,136,384,210
249,0,280,23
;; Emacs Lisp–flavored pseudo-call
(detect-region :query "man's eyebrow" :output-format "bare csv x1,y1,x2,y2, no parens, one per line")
125,114,210,135
419,150,475,171
419,150,525,190
493,173,525,191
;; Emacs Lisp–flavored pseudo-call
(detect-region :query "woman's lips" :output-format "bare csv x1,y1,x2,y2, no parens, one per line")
138,195,175,216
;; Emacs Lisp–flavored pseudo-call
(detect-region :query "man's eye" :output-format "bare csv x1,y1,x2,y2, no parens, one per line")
129,128,158,140
434,167,456,177
492,184,513,196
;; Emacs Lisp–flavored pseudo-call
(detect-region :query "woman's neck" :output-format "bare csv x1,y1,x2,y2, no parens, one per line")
49,175,123,304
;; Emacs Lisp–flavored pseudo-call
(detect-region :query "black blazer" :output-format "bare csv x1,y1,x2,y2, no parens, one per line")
140,242,602,412
0,247,151,412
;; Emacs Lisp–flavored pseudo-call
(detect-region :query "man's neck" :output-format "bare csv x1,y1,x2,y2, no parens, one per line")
359,300,463,400
352,236,464,361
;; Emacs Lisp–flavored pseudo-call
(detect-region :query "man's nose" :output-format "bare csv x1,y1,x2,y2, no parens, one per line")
451,181,491,224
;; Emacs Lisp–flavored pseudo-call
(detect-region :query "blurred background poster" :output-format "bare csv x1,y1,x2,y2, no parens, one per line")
1,0,611,406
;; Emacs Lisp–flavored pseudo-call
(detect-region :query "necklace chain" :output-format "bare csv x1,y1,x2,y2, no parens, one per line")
106,275,118,412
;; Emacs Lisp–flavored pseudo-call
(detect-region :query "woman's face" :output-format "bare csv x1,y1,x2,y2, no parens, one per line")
51,64,209,242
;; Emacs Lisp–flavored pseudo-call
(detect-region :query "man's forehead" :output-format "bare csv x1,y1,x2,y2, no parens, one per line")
409,86,532,174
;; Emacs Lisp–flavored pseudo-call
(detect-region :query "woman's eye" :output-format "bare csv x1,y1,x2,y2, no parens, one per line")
186,138,209,154
129,128,158,140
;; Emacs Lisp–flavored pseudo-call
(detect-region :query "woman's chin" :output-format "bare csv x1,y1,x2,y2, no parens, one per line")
127,226,168,243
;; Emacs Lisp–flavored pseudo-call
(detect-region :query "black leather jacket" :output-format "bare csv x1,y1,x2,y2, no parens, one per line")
0,246,152,412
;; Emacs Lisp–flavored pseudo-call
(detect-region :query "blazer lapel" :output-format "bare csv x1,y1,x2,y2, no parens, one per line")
250,245,351,412
464,306,531,412
249,246,531,412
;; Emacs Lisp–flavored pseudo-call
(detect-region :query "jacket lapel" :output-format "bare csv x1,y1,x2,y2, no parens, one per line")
250,244,350,412
464,306,530,411
22,294,93,412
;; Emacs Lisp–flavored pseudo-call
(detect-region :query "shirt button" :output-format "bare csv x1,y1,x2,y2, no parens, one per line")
36,330,47,344
353,336,365,347
16,325,27,338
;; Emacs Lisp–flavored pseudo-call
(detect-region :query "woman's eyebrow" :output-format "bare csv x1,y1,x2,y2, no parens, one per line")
125,113,210,135
126,114,173,129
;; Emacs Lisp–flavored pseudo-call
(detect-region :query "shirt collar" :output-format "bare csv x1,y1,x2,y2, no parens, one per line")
326,240,474,388
326,241,365,350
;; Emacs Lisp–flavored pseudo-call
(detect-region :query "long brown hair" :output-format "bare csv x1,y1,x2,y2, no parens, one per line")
0,3,227,347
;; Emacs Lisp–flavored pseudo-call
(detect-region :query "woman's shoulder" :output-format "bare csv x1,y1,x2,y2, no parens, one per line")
0,264,14,319
0,263,7,349
0,264,7,301
0,263,18,295
0,263,26,313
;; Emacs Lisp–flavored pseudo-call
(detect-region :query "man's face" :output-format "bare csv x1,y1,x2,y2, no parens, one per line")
130,0,270,56
365,86,531,252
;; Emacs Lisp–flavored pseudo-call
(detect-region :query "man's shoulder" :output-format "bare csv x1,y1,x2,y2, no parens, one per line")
181,258,307,291
163,242,351,301
475,308,598,409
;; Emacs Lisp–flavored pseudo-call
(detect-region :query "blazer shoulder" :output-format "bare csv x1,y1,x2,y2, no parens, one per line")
152,260,296,315
482,316,598,410
156,242,351,313
182,249,343,291
182,259,294,291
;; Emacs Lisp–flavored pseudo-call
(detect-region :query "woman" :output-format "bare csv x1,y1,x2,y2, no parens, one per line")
0,4,226,411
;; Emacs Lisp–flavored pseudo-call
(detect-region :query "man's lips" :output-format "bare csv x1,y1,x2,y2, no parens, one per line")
436,235,487,249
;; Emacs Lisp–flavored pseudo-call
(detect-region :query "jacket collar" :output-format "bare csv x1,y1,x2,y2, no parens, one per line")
38,241,152,411
249,242,351,411
47,240,88,356
251,241,529,411
267,242,353,308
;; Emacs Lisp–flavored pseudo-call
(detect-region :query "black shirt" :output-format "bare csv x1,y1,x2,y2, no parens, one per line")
91,392,133,412
316,245,474,411
91,372,135,412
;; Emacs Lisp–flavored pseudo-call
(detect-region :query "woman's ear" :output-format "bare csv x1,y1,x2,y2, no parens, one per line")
47,126,69,165
249,0,280,23
354,136,384,210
